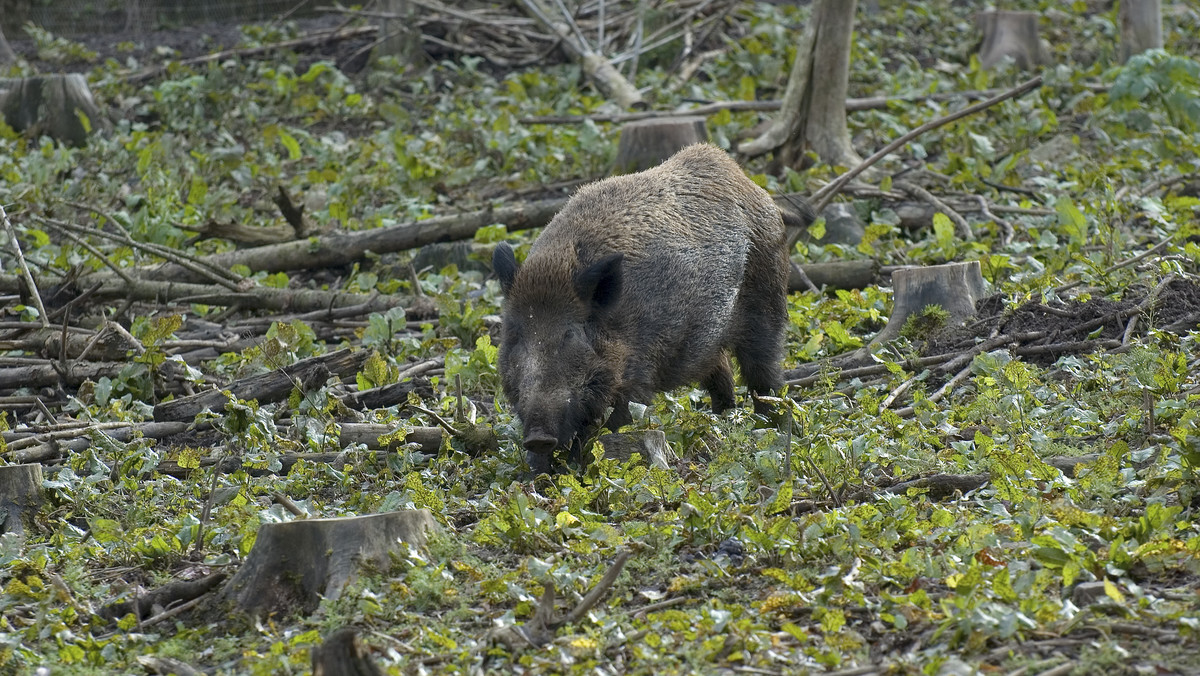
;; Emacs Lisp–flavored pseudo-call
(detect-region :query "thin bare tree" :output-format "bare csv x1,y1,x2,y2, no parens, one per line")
740,0,860,169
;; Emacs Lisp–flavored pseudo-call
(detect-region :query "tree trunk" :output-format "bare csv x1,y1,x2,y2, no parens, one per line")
1119,0,1162,62
0,24,16,64
739,0,861,168
312,628,385,676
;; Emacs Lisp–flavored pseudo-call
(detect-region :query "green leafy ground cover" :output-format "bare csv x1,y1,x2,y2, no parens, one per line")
1,1,1199,673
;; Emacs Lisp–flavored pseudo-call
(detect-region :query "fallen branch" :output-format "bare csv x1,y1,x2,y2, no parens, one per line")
518,0,644,109
153,348,369,422
0,274,407,315
894,179,973,241
489,549,631,649
1,204,49,328
812,75,1044,212
519,88,1009,124
120,25,379,84
99,572,228,622
128,198,567,283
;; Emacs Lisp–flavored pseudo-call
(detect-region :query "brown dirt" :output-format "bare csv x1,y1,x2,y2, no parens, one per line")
923,278,1200,364
6,16,375,75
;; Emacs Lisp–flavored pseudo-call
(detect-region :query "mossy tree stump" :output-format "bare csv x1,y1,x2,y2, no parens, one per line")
0,74,110,146
870,261,987,346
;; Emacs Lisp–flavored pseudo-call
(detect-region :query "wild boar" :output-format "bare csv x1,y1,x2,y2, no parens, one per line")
492,143,803,471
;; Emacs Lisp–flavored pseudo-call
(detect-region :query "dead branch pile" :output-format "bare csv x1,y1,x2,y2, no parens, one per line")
384,0,739,71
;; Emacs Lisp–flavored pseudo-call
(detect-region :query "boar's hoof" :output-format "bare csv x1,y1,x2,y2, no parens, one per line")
525,449,554,474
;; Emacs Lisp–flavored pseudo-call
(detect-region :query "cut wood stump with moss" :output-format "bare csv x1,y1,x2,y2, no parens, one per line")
0,463,43,538
870,260,988,346
976,11,1049,70
0,74,110,146
220,510,438,616
612,117,709,174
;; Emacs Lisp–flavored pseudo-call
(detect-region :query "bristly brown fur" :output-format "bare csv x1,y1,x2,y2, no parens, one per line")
494,143,807,468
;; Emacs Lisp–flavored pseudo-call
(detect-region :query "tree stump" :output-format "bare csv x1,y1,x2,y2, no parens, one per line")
1119,0,1162,62
0,463,43,538
613,117,709,174
311,627,385,676
220,510,438,617
599,430,672,469
373,0,418,64
0,74,110,146
0,25,16,64
977,11,1050,70
870,261,987,346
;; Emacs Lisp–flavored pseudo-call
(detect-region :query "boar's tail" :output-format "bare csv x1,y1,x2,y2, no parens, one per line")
776,194,817,230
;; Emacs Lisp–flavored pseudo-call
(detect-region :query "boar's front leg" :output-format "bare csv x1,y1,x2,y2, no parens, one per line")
604,397,632,431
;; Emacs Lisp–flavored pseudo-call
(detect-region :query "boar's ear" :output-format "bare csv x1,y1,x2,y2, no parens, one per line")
493,242,518,293
575,253,623,311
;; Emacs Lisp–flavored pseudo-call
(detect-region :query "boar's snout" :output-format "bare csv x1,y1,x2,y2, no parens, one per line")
522,430,558,456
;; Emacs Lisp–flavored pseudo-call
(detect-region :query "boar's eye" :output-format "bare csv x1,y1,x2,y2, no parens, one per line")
562,325,588,348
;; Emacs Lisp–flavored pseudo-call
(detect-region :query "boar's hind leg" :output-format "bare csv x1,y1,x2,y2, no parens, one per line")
732,297,786,415
702,353,736,414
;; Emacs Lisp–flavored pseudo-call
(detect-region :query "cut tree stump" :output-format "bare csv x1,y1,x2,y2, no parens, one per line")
221,509,438,616
870,261,987,346
599,430,672,469
311,627,385,676
977,11,1050,70
613,117,709,174
0,74,110,146
1119,0,1162,62
0,463,43,538
373,0,419,65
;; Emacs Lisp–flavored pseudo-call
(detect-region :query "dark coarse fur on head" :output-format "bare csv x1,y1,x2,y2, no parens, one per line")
493,143,809,472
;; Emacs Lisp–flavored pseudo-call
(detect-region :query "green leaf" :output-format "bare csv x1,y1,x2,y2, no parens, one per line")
933,212,955,251
1055,197,1088,246
278,129,302,160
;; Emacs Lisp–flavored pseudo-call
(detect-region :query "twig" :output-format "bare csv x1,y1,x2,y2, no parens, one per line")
0,204,50,328
894,180,973,241
880,373,918,410
559,549,630,625
520,88,1009,125
811,75,1044,213
120,25,378,84
37,214,243,290
53,227,136,285
895,362,974,419
1054,236,1173,294
272,491,306,517
971,194,1014,247
628,596,696,619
